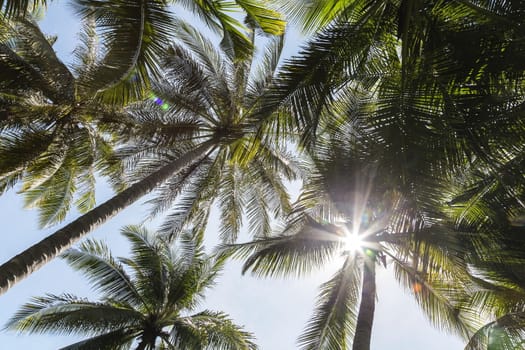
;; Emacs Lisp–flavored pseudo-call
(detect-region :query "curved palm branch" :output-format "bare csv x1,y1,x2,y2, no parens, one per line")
465,313,525,350
71,0,175,104
170,310,258,350
298,256,361,350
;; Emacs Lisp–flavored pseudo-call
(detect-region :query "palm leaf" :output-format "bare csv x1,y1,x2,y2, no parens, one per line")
59,329,135,350
72,0,175,104
465,313,525,350
389,253,479,339
120,225,169,309
224,216,344,278
234,0,285,35
0,0,47,17
297,256,361,350
5,293,143,335
61,239,145,307
172,310,258,350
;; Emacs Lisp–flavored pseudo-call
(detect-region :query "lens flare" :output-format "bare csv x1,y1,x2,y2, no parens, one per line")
412,282,423,293
150,94,171,110
344,233,363,252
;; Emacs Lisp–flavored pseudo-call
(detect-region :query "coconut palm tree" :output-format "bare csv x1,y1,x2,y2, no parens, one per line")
6,225,259,350
232,5,525,346
0,18,299,294
120,20,302,242
223,192,479,350
220,110,487,349
0,16,137,227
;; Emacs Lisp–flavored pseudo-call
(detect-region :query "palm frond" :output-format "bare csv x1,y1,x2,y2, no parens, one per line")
172,310,258,350
72,0,175,104
465,313,525,350
0,0,46,18
275,0,361,33
13,18,75,102
247,33,284,103
223,216,343,278
389,253,480,339
71,16,99,95
20,125,111,227
154,158,217,240
61,239,144,307
297,256,361,350
234,0,285,35
253,14,393,145
5,293,143,336
59,329,135,350
119,225,169,308
217,161,244,243
0,37,68,102
0,128,52,193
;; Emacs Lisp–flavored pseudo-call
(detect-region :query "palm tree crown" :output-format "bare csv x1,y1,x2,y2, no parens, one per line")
119,20,302,242
222,119,484,349
6,225,258,350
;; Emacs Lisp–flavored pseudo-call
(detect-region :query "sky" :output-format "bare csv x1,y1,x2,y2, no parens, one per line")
0,2,466,349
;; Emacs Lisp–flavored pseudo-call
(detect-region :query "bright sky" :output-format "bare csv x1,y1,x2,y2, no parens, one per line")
0,2,466,349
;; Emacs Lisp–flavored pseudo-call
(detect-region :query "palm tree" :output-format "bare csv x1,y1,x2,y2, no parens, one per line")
120,20,302,242
232,4,525,346
0,18,299,294
224,195,478,350
6,225,259,350
221,115,484,349
0,16,135,227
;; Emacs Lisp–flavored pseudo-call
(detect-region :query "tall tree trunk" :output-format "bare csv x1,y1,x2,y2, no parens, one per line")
0,140,215,295
352,259,376,350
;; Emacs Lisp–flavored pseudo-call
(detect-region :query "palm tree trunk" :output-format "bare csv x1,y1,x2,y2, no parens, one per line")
352,259,376,350
0,140,216,295
135,332,157,350
134,338,148,350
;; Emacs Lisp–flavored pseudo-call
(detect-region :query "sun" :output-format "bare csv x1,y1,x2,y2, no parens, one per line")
343,232,364,252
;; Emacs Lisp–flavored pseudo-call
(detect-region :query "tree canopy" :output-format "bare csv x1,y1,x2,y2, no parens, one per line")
2,0,525,349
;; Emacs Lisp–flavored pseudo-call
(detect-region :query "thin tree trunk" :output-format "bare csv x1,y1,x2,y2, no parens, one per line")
352,259,376,350
0,140,215,295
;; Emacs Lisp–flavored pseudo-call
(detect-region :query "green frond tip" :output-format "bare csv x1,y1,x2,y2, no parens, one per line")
235,0,286,35
0,0,47,18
